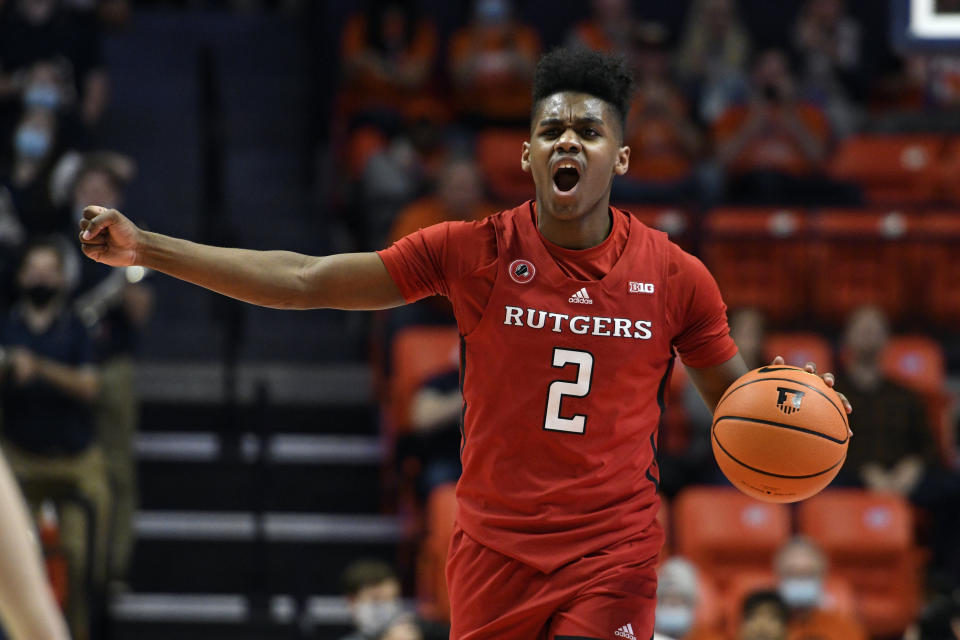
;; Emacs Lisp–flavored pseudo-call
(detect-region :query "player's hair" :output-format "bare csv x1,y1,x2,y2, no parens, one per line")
531,47,635,134
741,589,790,623
341,559,398,597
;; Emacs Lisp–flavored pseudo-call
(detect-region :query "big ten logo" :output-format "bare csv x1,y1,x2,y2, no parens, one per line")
628,281,655,294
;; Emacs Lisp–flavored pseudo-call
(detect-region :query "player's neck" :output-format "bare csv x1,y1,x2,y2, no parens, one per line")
534,196,612,250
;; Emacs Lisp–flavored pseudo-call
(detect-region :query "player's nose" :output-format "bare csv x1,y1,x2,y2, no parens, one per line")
554,129,582,153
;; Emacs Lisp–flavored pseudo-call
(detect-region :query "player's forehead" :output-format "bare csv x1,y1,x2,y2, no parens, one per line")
532,92,612,128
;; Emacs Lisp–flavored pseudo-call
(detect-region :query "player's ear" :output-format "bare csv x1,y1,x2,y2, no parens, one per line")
521,141,531,173
614,144,630,176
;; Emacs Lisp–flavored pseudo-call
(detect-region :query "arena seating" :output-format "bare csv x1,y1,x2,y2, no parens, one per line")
475,129,535,204
827,134,944,206
797,490,921,637
387,326,461,435
763,333,834,373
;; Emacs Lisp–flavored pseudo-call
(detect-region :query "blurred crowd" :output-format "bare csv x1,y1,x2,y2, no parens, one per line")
0,1,150,639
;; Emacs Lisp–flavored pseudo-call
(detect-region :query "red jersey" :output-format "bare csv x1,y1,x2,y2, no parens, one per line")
378,202,737,572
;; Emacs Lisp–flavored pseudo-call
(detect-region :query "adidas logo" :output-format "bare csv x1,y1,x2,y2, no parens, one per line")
614,623,636,640
568,287,593,304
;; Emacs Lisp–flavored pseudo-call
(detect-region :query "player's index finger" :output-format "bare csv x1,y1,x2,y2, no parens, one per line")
82,206,106,220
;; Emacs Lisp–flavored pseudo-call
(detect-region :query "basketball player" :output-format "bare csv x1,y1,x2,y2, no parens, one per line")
78,48,850,640
0,449,70,639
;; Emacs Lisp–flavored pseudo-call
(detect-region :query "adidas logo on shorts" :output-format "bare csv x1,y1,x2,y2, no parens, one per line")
614,623,637,640
568,287,593,304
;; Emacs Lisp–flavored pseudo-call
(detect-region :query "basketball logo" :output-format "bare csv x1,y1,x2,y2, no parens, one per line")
776,387,805,415
509,259,535,284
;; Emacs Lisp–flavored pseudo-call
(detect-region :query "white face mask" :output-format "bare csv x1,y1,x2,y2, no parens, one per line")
779,577,823,609
655,603,694,638
353,599,401,637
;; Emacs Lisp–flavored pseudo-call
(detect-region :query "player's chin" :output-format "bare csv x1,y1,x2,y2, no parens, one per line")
546,180,583,216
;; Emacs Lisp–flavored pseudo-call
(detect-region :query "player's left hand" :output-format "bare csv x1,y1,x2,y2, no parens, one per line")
770,356,853,435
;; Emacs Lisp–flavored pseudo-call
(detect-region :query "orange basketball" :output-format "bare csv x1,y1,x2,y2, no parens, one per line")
711,365,849,503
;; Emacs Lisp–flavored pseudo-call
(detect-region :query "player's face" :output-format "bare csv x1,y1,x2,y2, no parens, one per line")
522,92,629,220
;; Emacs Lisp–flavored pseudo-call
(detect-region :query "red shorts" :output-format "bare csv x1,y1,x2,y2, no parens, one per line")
445,524,658,640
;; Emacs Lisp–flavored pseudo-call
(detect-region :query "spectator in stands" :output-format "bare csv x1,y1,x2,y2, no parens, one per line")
0,0,109,128
387,157,493,244
5,107,65,236
68,156,151,594
712,49,856,206
0,238,109,640
339,0,438,125
612,23,704,204
406,346,462,499
676,0,751,123
337,559,447,640
774,536,867,640
792,0,864,136
655,557,724,640
737,590,789,640
838,305,960,586
905,593,960,640
448,0,540,126
566,0,635,55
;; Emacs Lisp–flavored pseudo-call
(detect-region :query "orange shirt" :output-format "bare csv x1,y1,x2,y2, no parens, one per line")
626,89,697,182
340,13,437,112
448,24,541,120
788,608,867,640
712,103,830,176
387,197,497,245
686,625,731,640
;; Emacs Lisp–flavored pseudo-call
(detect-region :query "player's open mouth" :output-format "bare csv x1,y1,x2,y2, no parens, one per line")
552,163,581,195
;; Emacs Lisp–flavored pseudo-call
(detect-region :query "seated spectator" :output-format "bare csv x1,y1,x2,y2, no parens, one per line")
339,0,438,126
656,557,725,640
792,0,864,136
448,0,540,126
774,536,867,640
676,0,750,124
387,157,494,244
613,23,704,204
406,349,462,499
0,238,109,640
838,305,960,586
333,559,448,640
5,107,66,236
713,49,857,205
67,155,151,593
566,0,635,55
0,0,109,128
737,590,789,640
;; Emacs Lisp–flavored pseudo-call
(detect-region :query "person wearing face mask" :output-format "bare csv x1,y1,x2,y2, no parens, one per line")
0,238,109,640
655,558,726,640
334,560,447,640
738,591,789,640
774,537,865,640
6,107,64,237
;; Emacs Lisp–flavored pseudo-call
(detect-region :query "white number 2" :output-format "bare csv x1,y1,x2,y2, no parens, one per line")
544,348,594,434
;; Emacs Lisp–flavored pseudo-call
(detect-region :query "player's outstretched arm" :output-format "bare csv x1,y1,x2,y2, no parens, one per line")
78,207,406,311
0,451,71,640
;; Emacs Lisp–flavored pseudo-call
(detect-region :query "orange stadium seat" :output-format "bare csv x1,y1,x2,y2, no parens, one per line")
810,209,918,323
417,483,457,622
388,326,461,435
722,571,857,637
694,571,724,633
827,135,944,205
673,487,791,589
475,129,534,204
913,211,960,327
700,207,809,322
939,137,960,204
614,204,693,252
797,490,920,637
881,335,956,467
763,333,834,372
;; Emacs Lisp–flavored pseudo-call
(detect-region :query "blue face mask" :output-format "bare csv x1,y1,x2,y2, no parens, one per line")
24,84,60,110
476,0,509,23
779,577,823,609
655,604,694,638
14,127,51,160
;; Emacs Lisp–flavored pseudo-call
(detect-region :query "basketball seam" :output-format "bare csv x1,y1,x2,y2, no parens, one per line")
714,375,849,441
712,429,847,479
713,415,849,445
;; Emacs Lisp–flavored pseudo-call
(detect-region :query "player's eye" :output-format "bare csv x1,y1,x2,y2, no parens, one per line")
541,128,560,138
582,128,600,138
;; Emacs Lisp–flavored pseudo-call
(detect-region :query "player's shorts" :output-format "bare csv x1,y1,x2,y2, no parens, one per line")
446,524,658,640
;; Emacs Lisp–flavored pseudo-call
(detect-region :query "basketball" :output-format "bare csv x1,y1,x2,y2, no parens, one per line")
711,365,850,503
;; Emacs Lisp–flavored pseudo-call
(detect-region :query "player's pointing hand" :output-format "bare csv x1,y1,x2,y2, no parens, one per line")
78,206,142,267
